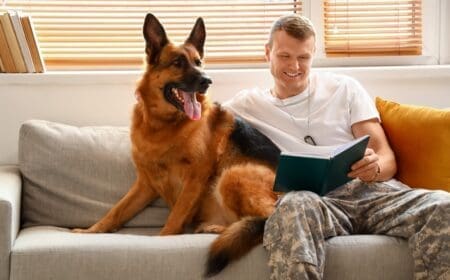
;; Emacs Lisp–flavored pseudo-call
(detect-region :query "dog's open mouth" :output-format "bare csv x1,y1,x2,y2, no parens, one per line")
165,86,204,120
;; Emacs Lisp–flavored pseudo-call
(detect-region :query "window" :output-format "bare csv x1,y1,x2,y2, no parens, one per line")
4,0,438,70
322,0,422,57
5,0,301,70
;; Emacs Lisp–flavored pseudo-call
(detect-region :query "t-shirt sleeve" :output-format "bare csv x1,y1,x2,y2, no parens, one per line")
347,77,380,125
222,96,237,113
222,89,250,116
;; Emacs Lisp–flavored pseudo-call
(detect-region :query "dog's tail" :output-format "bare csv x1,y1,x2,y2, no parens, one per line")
204,216,267,277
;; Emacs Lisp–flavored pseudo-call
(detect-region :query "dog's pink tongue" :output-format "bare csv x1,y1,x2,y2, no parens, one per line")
182,91,201,120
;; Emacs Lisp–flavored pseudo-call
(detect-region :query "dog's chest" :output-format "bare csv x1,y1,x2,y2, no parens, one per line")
139,133,205,160
143,145,209,206
132,123,217,203
136,137,209,173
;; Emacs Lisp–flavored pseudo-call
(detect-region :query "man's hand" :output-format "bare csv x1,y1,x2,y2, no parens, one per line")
348,148,381,182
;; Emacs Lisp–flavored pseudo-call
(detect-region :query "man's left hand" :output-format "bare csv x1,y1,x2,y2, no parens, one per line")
348,148,381,182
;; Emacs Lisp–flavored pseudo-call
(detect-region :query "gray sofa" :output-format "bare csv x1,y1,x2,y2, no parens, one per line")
0,120,414,280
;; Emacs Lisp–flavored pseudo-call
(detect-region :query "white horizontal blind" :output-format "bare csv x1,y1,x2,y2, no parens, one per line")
323,0,422,57
5,0,302,70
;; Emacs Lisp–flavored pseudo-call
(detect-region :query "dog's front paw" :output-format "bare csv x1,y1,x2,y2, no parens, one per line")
159,228,174,236
159,225,182,236
72,228,96,233
72,225,107,234
195,224,226,234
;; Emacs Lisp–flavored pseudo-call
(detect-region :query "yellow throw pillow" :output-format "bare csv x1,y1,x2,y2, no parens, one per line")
375,97,450,191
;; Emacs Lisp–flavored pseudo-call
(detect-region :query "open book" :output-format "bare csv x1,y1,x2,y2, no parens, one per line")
273,135,370,195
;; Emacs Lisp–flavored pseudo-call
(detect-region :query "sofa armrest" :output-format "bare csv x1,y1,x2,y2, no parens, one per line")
0,165,22,280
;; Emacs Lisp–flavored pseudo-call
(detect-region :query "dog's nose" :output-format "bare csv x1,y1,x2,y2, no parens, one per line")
201,76,212,87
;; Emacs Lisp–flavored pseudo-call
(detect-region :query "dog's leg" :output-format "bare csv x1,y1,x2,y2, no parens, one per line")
159,178,206,235
217,164,278,219
193,191,230,234
195,224,226,234
72,179,158,233
204,164,277,277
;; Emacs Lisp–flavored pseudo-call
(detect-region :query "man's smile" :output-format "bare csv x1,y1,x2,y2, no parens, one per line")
283,71,302,79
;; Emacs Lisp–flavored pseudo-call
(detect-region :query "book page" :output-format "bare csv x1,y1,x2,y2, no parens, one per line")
331,135,370,157
282,142,339,158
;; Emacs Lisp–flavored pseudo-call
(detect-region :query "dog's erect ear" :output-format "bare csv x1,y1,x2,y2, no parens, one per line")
185,17,206,58
143,13,169,64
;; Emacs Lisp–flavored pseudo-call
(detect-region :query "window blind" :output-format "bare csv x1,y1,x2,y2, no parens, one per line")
5,0,302,70
323,0,422,57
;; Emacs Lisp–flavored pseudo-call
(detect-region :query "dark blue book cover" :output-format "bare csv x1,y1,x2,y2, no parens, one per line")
273,135,370,195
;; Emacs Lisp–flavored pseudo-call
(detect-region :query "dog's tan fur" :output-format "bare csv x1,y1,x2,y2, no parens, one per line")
73,13,279,276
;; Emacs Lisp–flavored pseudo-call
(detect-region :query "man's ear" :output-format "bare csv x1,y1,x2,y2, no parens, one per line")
143,13,169,64
185,17,206,58
264,43,271,62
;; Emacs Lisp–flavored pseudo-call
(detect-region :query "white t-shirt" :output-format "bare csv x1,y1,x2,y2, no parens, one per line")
223,72,379,156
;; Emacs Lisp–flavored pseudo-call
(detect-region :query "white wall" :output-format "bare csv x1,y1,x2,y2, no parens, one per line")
1,65,450,165
440,0,450,64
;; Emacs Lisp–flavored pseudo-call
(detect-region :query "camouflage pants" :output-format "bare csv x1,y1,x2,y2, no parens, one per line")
263,179,450,280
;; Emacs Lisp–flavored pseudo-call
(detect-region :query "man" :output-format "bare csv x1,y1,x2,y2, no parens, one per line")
224,14,449,280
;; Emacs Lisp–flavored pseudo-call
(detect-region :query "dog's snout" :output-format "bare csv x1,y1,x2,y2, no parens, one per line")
182,72,212,93
198,75,212,92
201,76,212,86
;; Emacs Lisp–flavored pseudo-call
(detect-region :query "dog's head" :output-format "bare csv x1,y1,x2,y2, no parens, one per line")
139,13,212,121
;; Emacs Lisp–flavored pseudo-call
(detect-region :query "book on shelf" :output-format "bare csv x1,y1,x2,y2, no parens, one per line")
0,20,18,72
0,9,45,73
0,11,27,73
20,15,45,73
9,10,35,73
273,135,370,196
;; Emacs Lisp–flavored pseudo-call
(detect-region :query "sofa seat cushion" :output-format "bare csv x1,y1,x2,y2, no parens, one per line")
11,226,413,280
10,226,269,280
324,235,413,279
19,120,169,228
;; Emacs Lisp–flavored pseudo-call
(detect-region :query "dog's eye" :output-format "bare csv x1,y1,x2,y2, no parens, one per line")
172,57,185,68
194,59,202,67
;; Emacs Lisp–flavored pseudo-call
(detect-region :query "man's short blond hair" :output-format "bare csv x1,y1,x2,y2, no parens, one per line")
267,14,316,47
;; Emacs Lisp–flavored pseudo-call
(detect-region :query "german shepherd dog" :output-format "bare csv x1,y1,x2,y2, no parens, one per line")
73,13,280,277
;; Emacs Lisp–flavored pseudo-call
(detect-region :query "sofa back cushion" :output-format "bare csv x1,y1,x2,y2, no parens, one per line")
375,97,450,191
19,120,169,229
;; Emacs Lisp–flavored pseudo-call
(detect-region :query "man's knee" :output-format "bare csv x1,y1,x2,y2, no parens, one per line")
433,194,450,222
278,191,322,210
423,191,450,214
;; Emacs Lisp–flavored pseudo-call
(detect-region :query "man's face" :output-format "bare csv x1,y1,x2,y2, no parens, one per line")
265,30,315,98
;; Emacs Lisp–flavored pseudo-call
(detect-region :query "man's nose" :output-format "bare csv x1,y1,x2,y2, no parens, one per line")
288,58,301,70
